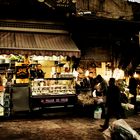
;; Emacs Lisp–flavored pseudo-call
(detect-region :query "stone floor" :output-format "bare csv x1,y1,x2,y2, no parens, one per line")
0,110,140,140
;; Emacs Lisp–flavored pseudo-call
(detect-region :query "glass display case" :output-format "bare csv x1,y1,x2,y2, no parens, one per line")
31,78,76,96
30,78,77,110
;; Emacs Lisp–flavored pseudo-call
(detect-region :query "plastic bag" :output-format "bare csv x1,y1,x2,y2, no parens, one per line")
103,119,140,140
94,107,102,119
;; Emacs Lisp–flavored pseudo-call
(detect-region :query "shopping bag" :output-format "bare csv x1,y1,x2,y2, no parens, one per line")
94,107,102,119
111,119,140,140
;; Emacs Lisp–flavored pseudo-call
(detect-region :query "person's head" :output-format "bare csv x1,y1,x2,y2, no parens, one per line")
96,74,103,82
36,64,42,70
109,78,115,86
128,71,134,77
88,72,93,78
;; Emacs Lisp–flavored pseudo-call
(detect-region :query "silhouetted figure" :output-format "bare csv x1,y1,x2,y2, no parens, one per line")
95,74,108,96
100,78,123,130
94,75,108,118
36,64,45,79
29,64,37,79
128,74,138,114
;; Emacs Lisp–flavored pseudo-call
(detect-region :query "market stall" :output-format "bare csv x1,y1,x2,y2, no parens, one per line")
0,31,80,116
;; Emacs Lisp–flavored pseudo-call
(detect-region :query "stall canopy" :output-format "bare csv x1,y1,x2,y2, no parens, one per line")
0,31,80,57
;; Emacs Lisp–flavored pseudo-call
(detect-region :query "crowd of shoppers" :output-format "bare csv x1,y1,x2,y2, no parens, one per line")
76,70,139,131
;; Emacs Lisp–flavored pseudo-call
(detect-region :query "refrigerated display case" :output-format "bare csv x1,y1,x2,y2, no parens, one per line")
30,78,77,111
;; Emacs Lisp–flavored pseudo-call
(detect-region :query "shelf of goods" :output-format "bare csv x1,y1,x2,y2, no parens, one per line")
4,93,11,117
0,91,4,116
0,90,11,117
0,62,15,74
30,78,77,110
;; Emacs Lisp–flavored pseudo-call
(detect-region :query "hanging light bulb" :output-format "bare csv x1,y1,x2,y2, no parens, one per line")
85,70,89,77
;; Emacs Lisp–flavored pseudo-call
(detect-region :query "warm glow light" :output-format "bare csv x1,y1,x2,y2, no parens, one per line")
72,0,76,3
113,68,124,80
85,70,89,77
134,72,139,78
73,69,78,78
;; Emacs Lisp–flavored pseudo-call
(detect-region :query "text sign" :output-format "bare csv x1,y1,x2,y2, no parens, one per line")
41,98,68,104
56,0,69,7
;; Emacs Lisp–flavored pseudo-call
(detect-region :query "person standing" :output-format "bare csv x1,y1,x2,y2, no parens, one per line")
36,64,45,79
128,73,138,114
83,72,96,91
100,78,123,130
94,75,108,118
95,75,108,96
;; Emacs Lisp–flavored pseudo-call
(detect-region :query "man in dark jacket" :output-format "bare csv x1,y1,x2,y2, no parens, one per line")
36,64,45,79
128,74,138,114
100,78,123,130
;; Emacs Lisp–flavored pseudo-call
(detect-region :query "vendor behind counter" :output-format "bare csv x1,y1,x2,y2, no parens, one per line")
30,64,45,79
36,64,45,79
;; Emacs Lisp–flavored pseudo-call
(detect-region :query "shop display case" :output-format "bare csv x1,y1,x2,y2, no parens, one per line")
30,78,77,111
31,78,75,96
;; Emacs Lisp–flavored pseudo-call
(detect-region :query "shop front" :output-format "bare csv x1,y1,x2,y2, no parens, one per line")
0,31,80,117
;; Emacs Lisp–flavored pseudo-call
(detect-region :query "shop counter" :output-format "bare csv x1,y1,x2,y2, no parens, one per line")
11,84,30,112
30,94,77,111
30,78,77,111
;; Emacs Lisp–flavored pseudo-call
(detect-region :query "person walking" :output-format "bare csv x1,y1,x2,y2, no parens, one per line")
128,73,138,114
100,78,123,130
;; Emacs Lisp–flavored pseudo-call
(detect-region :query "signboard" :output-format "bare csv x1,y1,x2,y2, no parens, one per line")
38,0,76,9
56,0,70,7
16,66,29,79
41,98,68,104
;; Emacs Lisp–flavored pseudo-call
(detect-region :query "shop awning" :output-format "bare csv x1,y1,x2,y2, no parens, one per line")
0,31,80,57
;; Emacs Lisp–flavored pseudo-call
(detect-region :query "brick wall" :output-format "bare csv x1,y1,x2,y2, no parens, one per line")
76,0,133,20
